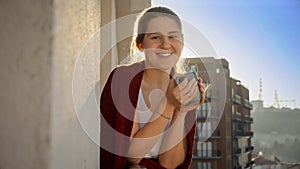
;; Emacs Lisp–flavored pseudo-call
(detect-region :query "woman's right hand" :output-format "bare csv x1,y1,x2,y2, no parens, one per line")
166,74,199,107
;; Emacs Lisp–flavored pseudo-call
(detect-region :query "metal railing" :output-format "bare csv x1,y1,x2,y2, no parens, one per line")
193,150,221,160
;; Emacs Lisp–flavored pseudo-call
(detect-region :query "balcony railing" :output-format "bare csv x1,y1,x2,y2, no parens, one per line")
245,131,254,137
233,113,242,122
245,160,255,168
232,94,242,104
195,130,221,140
243,99,253,109
233,164,242,169
244,116,253,123
197,112,220,120
246,146,254,152
233,130,254,137
193,150,221,160
233,148,242,157
233,130,243,137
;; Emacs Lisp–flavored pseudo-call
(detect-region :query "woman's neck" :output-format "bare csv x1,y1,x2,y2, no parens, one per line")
143,68,171,89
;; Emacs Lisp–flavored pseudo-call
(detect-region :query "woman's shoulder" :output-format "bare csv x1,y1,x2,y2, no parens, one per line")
112,61,145,76
116,61,144,71
106,61,144,84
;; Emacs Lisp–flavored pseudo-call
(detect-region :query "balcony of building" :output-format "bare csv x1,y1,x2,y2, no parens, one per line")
233,148,242,157
245,146,254,153
233,164,242,169
244,116,253,123
233,113,243,122
197,112,221,121
195,130,221,141
233,130,254,138
193,150,221,160
245,131,254,137
243,99,253,109
245,160,255,168
232,94,242,105
233,130,243,138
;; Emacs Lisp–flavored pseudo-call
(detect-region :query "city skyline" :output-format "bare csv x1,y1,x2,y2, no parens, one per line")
152,0,300,108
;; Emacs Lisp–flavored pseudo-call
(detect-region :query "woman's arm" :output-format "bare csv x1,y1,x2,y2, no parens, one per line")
157,77,205,168
158,110,187,169
127,99,175,164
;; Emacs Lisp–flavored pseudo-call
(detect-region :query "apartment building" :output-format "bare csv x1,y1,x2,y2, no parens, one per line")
187,57,254,169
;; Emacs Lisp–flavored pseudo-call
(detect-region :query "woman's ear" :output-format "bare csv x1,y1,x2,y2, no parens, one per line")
137,43,143,51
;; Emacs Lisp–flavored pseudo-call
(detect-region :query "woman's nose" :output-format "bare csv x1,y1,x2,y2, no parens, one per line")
160,37,171,49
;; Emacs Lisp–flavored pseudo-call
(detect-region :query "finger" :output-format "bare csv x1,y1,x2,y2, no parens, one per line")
198,77,203,84
180,80,198,105
182,83,198,105
181,78,197,95
199,86,205,104
167,80,182,106
197,78,206,104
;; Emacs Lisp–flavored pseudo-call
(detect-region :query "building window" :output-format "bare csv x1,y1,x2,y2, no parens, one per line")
197,122,212,138
197,123,202,137
197,102,212,117
197,162,212,169
197,141,213,157
205,122,212,138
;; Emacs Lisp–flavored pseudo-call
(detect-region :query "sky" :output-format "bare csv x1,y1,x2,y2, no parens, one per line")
152,0,300,108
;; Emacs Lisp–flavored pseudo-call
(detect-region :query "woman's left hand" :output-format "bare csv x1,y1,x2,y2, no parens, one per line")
179,77,205,112
198,77,206,104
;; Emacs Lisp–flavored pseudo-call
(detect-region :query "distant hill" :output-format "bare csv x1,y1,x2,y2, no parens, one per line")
252,107,300,135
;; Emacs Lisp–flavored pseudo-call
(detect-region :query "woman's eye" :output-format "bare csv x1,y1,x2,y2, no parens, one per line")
151,36,160,40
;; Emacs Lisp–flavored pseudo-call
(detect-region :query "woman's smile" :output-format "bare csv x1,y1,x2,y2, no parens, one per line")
156,52,172,57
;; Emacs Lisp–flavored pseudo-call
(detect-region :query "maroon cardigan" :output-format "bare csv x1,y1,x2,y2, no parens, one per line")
100,61,196,169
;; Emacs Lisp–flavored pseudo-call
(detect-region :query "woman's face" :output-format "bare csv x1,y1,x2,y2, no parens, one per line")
140,16,184,72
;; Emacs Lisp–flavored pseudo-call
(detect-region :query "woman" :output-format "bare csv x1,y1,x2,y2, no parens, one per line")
100,6,205,169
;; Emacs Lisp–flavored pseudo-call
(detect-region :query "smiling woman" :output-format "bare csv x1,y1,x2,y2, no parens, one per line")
100,6,205,169
140,16,183,72
130,6,185,74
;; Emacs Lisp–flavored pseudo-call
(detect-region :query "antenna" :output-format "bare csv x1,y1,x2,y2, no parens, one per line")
258,78,263,100
273,90,280,108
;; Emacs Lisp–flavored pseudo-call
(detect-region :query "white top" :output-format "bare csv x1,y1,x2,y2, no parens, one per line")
137,88,172,158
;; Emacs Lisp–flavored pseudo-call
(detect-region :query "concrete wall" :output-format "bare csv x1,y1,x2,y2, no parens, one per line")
0,1,53,169
50,0,101,169
0,0,150,169
0,0,100,168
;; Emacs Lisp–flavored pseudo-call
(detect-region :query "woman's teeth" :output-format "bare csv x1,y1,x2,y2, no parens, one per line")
157,53,171,57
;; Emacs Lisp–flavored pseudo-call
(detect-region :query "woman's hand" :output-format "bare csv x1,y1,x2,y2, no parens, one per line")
198,77,206,104
166,74,205,112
